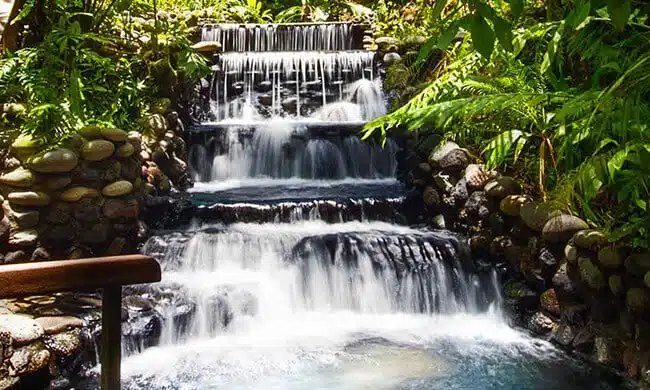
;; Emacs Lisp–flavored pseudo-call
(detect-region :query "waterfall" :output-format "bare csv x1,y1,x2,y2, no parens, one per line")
110,21,613,390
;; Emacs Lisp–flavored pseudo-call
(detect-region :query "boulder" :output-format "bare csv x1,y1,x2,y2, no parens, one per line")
624,253,650,276
452,179,469,202
44,202,72,225
439,149,469,172
465,191,490,219
0,315,44,345
423,186,440,206
102,180,133,197
428,142,460,167
117,143,135,158
34,316,83,335
30,247,51,262
552,264,578,301
499,195,532,217
0,167,35,188
63,133,84,151
7,191,50,207
73,198,102,222
597,247,624,269
191,40,222,53
573,229,608,251
484,177,522,199
528,312,557,335
76,220,110,245
8,229,38,247
542,215,589,243
578,256,605,290
82,140,115,161
101,128,128,142
9,342,50,375
78,125,104,140
520,201,562,232
61,186,101,202
464,164,498,190
149,114,167,136
103,199,139,219
27,148,78,173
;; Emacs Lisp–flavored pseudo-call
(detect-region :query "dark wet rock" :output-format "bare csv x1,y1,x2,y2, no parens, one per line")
43,328,82,358
423,186,440,206
489,235,513,259
578,256,605,290
538,246,559,279
484,176,521,199
142,194,196,229
469,230,491,255
552,264,579,302
598,246,624,269
428,142,459,167
465,191,490,219
552,323,575,347
439,149,469,172
76,220,110,245
504,280,539,311
103,198,139,219
624,253,650,277
9,341,50,375
488,213,505,236
565,243,578,264
573,328,595,353
40,225,74,247
540,288,560,317
30,247,51,262
44,202,72,225
73,198,102,223
452,179,469,202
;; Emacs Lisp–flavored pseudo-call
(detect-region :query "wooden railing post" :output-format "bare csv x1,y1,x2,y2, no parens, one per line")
101,285,123,390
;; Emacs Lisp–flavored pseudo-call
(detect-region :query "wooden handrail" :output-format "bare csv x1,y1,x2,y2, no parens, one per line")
0,255,161,390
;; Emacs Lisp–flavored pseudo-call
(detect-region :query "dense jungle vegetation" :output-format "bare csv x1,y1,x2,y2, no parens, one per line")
1,0,649,247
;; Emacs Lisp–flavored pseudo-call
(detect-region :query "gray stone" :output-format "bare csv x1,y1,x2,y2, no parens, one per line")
0,315,44,345
528,312,557,335
11,208,39,229
565,243,578,264
27,148,78,173
101,128,128,142
452,179,469,202
484,176,522,199
30,247,51,262
82,140,116,161
102,180,133,197
4,251,28,264
542,215,589,243
7,191,50,207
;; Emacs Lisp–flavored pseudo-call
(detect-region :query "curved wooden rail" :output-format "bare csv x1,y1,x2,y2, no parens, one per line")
0,255,161,390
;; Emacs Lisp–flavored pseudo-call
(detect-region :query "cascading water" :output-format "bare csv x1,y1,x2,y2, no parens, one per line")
115,22,629,390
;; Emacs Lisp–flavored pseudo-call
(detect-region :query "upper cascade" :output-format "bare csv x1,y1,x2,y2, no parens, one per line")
201,22,364,52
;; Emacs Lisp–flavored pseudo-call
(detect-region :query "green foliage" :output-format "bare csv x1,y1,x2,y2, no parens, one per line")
365,0,650,247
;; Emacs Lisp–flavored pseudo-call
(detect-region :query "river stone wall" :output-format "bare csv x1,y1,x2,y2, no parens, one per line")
405,135,650,386
0,109,191,387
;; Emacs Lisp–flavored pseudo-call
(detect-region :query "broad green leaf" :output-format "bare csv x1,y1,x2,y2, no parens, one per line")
482,130,525,168
431,0,448,21
470,14,495,59
607,149,628,179
435,23,460,50
11,2,34,24
508,0,524,20
608,0,632,31
492,16,514,52
571,1,592,30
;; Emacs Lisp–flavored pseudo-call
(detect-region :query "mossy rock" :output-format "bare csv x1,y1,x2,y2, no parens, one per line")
578,256,605,290
78,125,104,140
82,140,115,161
0,168,35,188
61,187,101,202
520,201,562,232
609,275,624,296
10,134,43,161
117,143,135,158
27,148,79,173
102,181,133,197
597,247,624,269
499,195,532,217
8,191,50,207
625,253,650,277
542,215,589,243
101,128,128,142
573,229,608,251
565,243,578,264
626,288,650,311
